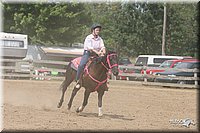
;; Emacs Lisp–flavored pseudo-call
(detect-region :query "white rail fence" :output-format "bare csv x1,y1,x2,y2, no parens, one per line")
1,59,68,80
0,59,199,89
118,65,199,88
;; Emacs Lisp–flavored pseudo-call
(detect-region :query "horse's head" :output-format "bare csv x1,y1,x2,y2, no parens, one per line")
104,50,119,76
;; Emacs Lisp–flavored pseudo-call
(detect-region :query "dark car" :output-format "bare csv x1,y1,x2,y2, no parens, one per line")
154,60,200,84
141,59,197,74
117,57,134,80
118,57,132,65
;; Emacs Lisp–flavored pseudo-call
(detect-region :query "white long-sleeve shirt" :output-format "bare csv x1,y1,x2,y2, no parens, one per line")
83,34,105,52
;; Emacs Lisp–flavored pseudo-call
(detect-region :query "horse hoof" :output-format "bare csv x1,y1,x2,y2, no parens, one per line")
76,106,83,113
76,108,80,113
57,103,62,108
98,113,103,117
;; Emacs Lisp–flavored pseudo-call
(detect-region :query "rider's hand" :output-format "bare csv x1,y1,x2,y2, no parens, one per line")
99,51,105,57
97,51,101,56
91,49,104,57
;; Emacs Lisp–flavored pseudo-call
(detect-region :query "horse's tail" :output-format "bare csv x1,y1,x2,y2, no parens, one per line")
59,62,73,91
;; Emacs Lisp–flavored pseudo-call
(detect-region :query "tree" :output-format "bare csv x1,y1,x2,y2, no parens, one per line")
3,3,91,46
165,3,198,57
3,2,198,57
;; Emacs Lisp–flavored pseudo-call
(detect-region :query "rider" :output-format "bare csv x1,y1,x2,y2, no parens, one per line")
75,23,106,88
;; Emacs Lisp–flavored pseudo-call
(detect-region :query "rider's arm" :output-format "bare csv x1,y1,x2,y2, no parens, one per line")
99,38,106,55
91,49,101,55
84,36,92,49
100,47,106,54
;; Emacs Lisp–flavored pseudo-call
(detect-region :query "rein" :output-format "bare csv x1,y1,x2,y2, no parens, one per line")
84,53,118,91
107,53,118,69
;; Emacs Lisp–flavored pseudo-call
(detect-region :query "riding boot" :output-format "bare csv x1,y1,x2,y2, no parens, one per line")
75,70,85,89
75,66,84,89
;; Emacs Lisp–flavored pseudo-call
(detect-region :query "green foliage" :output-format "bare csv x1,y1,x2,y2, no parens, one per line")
3,3,91,46
2,2,198,57
165,3,198,57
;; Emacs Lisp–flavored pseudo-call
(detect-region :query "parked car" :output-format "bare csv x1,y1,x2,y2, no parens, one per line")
118,57,132,65
134,55,192,73
117,57,134,80
154,60,200,84
141,59,197,74
135,55,191,67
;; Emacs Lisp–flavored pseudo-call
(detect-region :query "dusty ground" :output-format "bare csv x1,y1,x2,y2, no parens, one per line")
2,79,199,132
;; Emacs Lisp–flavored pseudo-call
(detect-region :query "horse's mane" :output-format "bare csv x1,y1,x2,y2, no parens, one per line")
90,49,118,64
107,50,117,55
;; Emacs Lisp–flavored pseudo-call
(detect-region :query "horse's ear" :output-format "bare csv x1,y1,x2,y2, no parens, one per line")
106,47,117,54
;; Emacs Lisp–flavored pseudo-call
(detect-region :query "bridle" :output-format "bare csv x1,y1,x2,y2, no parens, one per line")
101,53,118,70
84,53,118,91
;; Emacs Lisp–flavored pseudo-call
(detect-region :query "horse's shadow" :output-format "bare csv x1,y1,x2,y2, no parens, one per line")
78,112,135,121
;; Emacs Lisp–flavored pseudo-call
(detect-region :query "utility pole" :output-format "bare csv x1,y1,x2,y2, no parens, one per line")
162,3,167,55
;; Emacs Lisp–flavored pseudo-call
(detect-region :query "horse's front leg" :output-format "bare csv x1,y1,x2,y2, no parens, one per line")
76,89,91,113
97,89,105,117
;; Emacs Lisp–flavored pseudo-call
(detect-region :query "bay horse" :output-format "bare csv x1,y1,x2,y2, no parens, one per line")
57,50,119,116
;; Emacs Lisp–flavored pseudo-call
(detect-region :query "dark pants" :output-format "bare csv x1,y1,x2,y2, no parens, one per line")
75,50,90,81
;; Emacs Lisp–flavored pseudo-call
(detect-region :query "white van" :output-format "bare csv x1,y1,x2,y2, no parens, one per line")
135,55,191,67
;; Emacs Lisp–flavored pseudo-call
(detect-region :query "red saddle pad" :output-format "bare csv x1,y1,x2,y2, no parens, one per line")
71,57,82,70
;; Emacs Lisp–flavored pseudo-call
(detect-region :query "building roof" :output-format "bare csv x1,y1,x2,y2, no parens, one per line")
40,46,83,56
24,45,84,61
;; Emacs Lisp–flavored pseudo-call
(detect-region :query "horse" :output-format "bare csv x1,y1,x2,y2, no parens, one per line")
57,50,119,116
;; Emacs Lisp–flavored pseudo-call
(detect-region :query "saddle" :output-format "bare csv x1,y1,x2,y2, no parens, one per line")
71,57,82,71
70,56,109,92
70,56,97,71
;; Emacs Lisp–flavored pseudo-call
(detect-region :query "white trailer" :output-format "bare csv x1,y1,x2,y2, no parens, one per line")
0,32,28,59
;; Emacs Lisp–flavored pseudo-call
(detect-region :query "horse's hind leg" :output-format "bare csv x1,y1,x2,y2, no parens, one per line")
67,86,81,110
76,89,91,113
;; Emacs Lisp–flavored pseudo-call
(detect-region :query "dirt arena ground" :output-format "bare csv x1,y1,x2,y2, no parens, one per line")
2,79,199,132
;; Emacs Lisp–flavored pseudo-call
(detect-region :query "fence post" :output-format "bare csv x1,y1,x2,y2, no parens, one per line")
111,73,116,80
29,59,34,80
143,66,147,82
194,68,198,86
126,76,129,81
125,68,129,81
